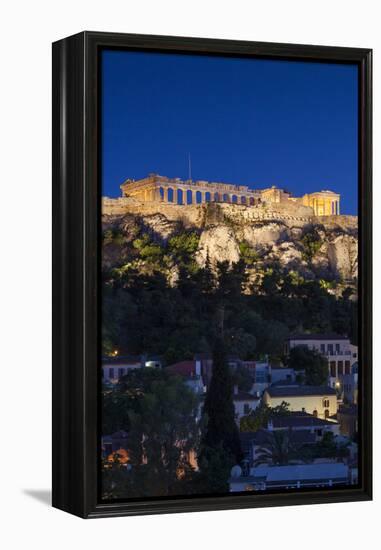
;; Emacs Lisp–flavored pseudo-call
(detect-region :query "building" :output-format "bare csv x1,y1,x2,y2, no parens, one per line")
263,385,338,419
270,365,297,385
240,413,339,466
118,174,341,216
339,362,358,404
120,173,263,206
229,462,349,492
267,412,339,436
250,361,271,394
301,190,340,216
101,355,142,383
190,356,271,392
166,360,205,396
233,388,261,421
166,359,205,391
286,333,358,397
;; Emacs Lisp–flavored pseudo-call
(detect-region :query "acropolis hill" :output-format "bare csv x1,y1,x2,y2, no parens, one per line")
102,174,358,285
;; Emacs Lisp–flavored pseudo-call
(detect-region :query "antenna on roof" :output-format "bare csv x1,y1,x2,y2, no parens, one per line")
188,153,192,181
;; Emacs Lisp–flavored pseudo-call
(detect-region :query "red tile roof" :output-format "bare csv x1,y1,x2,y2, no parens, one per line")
166,361,196,377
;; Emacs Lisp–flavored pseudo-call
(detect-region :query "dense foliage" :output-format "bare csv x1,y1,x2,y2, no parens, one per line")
102,227,358,363
239,401,291,432
102,368,200,499
287,346,329,386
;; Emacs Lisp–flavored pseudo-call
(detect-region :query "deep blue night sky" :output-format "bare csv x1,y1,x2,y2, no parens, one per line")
101,50,358,214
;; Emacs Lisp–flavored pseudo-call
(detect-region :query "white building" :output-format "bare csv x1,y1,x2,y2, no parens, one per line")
286,334,358,398
263,384,338,419
233,387,261,421
102,355,142,382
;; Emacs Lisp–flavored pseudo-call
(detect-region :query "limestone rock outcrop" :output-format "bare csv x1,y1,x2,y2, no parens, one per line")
102,201,358,284
196,225,240,266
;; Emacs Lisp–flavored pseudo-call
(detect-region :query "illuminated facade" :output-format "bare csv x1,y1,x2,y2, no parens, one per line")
301,190,340,216
120,174,341,217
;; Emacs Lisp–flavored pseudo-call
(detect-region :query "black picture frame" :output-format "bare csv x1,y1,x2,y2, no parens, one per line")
52,31,372,519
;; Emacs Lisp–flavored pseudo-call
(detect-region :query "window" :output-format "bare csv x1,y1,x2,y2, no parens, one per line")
109,368,114,379
335,343,341,353
118,368,124,378
327,344,333,355
102,368,105,379
338,361,343,375
320,343,326,353
345,361,351,375
244,404,250,415
301,407,306,413
323,399,330,408
324,409,330,419
313,409,318,417
330,361,336,377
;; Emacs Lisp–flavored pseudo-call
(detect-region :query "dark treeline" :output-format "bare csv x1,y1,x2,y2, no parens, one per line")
102,228,358,363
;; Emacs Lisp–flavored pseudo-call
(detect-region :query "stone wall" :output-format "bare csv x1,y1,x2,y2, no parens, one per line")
102,197,356,231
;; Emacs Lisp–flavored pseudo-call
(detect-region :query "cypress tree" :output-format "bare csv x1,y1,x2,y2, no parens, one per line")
201,338,242,463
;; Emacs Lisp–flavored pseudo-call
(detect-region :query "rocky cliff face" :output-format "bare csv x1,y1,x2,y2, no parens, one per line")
102,201,358,286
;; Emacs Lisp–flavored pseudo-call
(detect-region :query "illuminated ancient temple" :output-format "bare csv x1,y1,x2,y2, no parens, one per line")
119,174,340,216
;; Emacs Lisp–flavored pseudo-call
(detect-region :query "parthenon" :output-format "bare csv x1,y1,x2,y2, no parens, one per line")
119,174,341,216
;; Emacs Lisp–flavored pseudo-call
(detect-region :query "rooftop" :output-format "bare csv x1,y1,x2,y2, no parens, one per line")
265,385,337,398
251,463,348,482
288,333,349,341
240,428,317,448
233,391,260,402
166,361,197,377
270,412,338,428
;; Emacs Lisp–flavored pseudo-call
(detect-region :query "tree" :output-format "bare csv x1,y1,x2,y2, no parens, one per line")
240,401,290,432
102,368,201,499
194,444,235,495
298,431,350,463
168,231,200,264
225,328,256,360
239,241,258,266
231,364,255,392
301,228,322,261
254,430,299,466
201,339,242,461
287,346,328,386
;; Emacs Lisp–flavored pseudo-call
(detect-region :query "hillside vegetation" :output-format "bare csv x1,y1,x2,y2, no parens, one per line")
102,202,358,364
